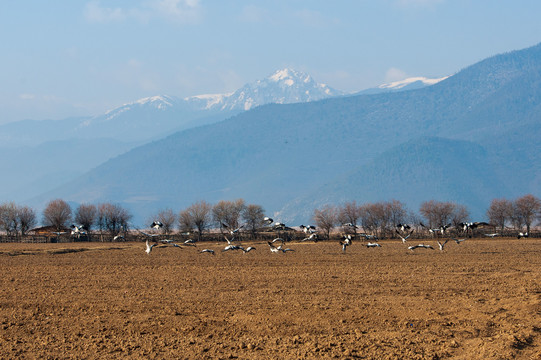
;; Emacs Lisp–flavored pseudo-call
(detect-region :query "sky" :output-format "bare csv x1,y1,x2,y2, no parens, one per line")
1,0,541,124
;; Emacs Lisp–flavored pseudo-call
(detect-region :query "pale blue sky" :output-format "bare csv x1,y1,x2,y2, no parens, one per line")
1,0,540,124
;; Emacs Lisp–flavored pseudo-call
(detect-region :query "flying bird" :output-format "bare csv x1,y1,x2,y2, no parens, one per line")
242,246,256,253
366,243,381,247
396,223,411,232
299,225,316,234
70,224,87,235
452,238,466,244
200,249,215,255
145,240,156,254
517,232,529,239
459,221,490,232
408,244,434,250
151,221,163,229
436,239,450,251
222,244,244,252
267,242,294,253
340,235,352,252
221,223,244,236
484,233,499,238
273,222,286,230
360,234,378,241
301,233,319,242
395,230,413,243
263,217,273,225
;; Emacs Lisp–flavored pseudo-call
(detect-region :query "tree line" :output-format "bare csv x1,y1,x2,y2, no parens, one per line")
0,194,539,241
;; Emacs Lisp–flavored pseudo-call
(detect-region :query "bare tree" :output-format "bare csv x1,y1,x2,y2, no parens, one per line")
384,200,408,237
487,198,513,233
419,200,455,228
75,203,97,232
242,204,265,238
338,201,361,235
178,209,194,234
313,204,338,239
359,203,385,237
181,201,212,241
0,202,19,239
450,204,470,229
97,203,132,238
152,208,177,235
514,194,541,233
212,199,246,231
17,205,37,237
42,199,72,232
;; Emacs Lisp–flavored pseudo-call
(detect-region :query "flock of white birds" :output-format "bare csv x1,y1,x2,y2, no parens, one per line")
138,219,529,256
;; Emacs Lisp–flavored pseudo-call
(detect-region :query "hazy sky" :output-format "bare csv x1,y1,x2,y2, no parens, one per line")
1,0,540,124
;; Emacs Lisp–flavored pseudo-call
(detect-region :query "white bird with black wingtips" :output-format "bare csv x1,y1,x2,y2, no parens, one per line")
145,240,156,254
408,244,434,251
340,234,352,252
366,242,381,248
396,230,413,243
437,239,450,251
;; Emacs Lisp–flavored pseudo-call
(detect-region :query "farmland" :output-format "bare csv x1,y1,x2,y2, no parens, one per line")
1,238,540,359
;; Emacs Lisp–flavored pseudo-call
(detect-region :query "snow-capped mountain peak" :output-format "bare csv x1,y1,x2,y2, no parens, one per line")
133,95,176,109
194,68,343,111
91,69,343,127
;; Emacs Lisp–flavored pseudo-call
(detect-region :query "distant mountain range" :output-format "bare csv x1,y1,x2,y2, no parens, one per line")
0,69,344,202
26,42,541,225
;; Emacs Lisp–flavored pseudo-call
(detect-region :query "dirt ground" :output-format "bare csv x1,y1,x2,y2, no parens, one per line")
0,238,540,359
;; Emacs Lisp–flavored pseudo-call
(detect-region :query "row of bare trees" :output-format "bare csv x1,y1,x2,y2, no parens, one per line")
312,195,541,239
486,194,541,233
0,202,37,239
40,199,132,239
1,194,539,241
153,199,266,241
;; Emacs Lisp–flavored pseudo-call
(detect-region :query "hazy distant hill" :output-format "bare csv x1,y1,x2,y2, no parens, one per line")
29,43,541,224
0,69,342,204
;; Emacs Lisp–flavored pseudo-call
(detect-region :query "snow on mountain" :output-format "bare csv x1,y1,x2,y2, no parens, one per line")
100,95,179,122
356,76,450,95
185,68,344,111
378,76,450,90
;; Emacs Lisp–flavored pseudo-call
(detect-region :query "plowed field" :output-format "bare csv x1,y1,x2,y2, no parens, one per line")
1,238,540,359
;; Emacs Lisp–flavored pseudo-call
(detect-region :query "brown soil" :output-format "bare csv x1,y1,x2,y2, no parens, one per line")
1,238,540,359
